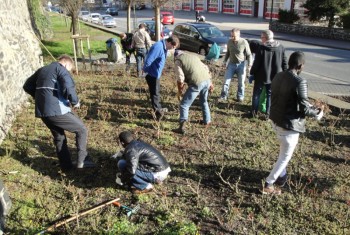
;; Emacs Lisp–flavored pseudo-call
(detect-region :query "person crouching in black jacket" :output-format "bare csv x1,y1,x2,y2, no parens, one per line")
117,131,171,194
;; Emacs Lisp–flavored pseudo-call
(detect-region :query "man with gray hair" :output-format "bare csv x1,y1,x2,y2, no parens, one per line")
249,29,287,118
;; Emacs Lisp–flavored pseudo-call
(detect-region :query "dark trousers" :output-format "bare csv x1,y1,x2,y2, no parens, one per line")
41,112,88,170
145,74,162,113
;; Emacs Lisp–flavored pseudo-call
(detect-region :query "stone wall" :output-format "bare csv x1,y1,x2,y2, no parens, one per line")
0,0,42,144
270,21,350,41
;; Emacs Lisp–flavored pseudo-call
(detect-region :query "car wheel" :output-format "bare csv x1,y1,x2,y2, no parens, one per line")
199,47,207,56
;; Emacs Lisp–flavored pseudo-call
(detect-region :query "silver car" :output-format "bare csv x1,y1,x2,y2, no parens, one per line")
98,15,116,28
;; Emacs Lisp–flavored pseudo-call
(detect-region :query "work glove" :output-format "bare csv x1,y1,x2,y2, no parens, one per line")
248,75,255,84
73,101,81,109
111,150,124,161
209,83,214,94
177,91,183,101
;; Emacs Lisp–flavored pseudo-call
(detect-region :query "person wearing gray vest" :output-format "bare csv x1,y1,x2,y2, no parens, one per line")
172,50,213,134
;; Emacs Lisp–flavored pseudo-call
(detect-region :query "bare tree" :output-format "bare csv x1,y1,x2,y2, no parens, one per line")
150,0,173,41
60,0,83,53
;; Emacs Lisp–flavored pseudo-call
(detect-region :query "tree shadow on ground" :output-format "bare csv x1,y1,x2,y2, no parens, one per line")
169,163,339,196
0,140,120,189
311,153,349,165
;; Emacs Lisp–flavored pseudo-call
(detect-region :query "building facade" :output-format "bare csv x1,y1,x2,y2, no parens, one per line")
164,0,307,19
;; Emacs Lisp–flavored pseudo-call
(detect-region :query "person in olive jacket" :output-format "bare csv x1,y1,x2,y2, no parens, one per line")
117,131,171,194
23,55,95,171
261,51,324,195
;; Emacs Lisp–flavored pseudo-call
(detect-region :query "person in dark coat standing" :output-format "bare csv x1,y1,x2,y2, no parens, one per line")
120,32,134,72
250,30,287,118
23,55,95,171
261,51,324,194
116,131,171,194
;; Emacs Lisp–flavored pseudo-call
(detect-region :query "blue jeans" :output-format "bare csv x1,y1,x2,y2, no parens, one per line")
221,61,246,100
135,48,146,74
180,80,211,124
117,159,155,190
252,82,271,115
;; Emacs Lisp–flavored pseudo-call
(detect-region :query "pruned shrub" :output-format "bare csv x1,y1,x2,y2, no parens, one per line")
278,9,300,24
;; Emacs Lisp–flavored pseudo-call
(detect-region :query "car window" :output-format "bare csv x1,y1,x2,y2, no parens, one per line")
189,26,199,37
179,25,191,35
174,25,182,33
197,26,225,38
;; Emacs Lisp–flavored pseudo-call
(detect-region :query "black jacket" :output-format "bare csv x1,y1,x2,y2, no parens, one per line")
269,70,320,133
23,62,79,117
121,33,134,52
123,140,169,179
250,40,287,84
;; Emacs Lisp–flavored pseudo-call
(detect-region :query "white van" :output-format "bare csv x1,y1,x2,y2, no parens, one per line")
89,13,101,24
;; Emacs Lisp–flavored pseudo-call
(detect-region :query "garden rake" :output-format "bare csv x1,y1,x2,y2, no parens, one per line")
112,201,140,217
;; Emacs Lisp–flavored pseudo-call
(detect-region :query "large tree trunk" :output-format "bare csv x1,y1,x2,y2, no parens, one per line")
127,4,131,33
154,6,161,41
71,14,80,55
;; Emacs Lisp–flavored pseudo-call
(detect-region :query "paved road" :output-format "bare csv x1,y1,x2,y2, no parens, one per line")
94,9,350,96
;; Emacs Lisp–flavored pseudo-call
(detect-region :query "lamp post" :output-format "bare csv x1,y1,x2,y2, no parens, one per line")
270,0,274,24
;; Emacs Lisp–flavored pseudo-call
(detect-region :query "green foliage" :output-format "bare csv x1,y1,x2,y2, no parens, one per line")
27,0,53,39
303,0,350,27
41,14,117,59
106,218,140,234
157,221,199,235
341,12,350,29
278,9,300,24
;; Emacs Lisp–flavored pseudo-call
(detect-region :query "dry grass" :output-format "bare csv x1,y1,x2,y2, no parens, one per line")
1,59,350,234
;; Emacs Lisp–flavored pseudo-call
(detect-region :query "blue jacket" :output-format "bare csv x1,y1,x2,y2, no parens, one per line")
23,62,79,117
143,40,167,79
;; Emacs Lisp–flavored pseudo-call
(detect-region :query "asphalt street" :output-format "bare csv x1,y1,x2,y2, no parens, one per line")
93,8,350,96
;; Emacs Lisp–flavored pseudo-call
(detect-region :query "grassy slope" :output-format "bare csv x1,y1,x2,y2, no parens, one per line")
1,14,350,235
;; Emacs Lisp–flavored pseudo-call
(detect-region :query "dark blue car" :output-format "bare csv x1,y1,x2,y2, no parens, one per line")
172,22,228,56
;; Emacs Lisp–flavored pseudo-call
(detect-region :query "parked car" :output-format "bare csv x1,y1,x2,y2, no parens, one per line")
137,20,172,41
106,7,118,16
172,22,228,56
152,11,174,25
88,13,101,24
98,15,116,28
79,11,90,21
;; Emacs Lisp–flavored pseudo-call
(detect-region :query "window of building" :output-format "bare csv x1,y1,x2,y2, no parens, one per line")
223,0,235,13
240,0,253,15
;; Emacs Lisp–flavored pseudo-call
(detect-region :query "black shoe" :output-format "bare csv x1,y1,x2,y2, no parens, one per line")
155,108,168,121
275,175,288,187
76,159,96,169
172,121,186,134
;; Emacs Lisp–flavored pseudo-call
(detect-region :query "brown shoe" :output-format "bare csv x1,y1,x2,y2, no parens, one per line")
261,185,282,195
131,187,153,195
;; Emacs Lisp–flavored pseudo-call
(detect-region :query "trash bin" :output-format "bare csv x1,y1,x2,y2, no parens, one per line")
106,38,123,62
